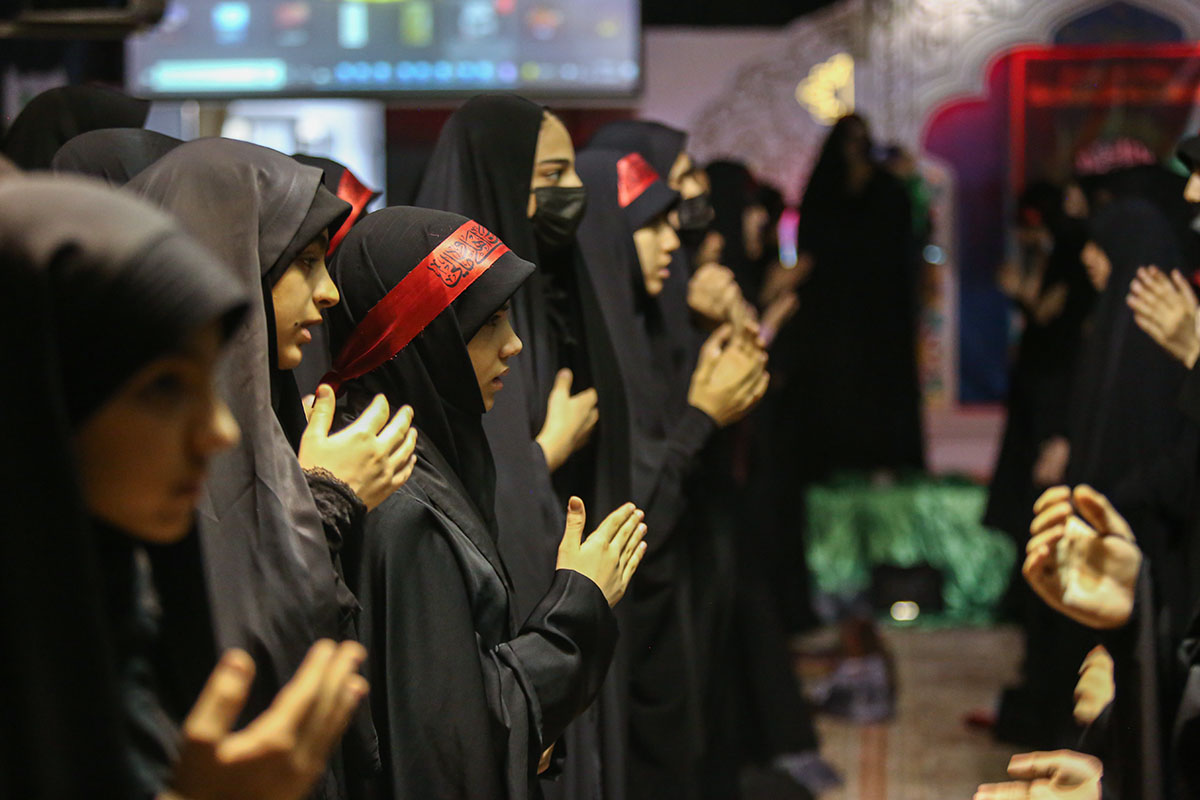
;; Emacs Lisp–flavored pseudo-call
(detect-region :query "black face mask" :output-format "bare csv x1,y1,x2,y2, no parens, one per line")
675,192,714,232
531,186,588,249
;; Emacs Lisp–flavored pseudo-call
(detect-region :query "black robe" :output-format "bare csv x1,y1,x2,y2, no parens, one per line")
0,176,244,798
575,148,715,799
785,116,923,479
415,94,634,800
328,206,619,799
129,140,370,800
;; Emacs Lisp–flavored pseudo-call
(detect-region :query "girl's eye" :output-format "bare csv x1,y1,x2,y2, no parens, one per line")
136,371,188,406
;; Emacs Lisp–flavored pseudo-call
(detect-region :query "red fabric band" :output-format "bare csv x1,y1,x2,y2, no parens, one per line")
329,168,377,254
617,151,659,208
321,220,508,393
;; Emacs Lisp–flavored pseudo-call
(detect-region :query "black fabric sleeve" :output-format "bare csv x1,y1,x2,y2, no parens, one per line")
507,568,619,747
354,496,616,800
304,467,366,558
633,405,717,557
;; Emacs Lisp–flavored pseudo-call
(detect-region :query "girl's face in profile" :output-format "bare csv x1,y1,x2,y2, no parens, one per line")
633,215,681,297
466,302,523,412
74,322,240,543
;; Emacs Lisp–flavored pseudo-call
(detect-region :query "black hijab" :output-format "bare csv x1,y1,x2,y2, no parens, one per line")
589,120,687,178
0,176,244,799
1067,197,1187,490
415,94,628,622
128,138,352,723
2,85,150,170
574,149,681,512
328,206,533,527
587,120,700,383
51,128,182,185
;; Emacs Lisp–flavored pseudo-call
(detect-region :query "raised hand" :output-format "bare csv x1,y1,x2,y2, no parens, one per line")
165,640,368,800
688,323,770,427
974,750,1102,800
1073,645,1114,725
536,369,599,473
298,384,418,510
555,497,647,607
687,263,744,329
1127,265,1200,368
1023,486,1141,629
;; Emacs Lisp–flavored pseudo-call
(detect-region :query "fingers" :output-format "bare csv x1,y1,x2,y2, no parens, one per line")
703,323,735,355
1072,484,1134,541
621,540,648,586
574,387,599,410
1032,485,1070,515
388,429,418,481
619,522,648,571
594,502,638,544
183,648,257,744
1079,645,1110,673
610,508,644,555
553,368,575,396
1172,270,1199,309
974,781,1033,800
1008,750,1098,781
1026,528,1065,555
559,496,587,551
297,641,368,763
306,385,337,438
1030,499,1072,537
352,394,391,436
380,405,415,454
261,639,338,725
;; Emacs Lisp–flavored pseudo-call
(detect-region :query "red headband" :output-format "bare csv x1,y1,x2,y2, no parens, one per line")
329,168,377,254
617,151,659,208
321,220,508,394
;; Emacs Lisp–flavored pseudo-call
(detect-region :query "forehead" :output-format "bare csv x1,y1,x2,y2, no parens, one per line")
535,113,574,161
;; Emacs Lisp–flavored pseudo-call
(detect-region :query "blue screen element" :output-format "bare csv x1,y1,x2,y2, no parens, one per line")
127,0,640,97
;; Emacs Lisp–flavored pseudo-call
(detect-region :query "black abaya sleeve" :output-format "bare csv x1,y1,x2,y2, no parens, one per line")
351,488,617,800
632,406,717,558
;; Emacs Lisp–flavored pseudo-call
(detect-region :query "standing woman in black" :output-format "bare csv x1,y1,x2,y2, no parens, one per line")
573,148,769,798
130,139,417,798
325,206,646,799
415,94,634,800
788,113,923,480
0,175,368,800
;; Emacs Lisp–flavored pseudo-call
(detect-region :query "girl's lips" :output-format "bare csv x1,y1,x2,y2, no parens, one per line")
298,327,313,344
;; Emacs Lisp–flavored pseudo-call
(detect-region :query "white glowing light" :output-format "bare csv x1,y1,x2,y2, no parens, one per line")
890,600,920,622
795,53,854,125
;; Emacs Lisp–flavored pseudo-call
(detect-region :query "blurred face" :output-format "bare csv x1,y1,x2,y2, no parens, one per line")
1081,241,1111,291
1063,183,1089,219
271,231,337,370
466,302,523,411
527,112,583,217
1186,172,1200,204
75,323,240,543
633,215,681,296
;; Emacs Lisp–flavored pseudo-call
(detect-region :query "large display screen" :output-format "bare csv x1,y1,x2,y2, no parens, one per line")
127,0,640,98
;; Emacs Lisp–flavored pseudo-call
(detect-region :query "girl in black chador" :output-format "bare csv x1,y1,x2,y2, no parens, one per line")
326,205,647,799
0,175,367,800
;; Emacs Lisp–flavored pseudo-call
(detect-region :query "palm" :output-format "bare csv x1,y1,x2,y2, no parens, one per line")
1025,517,1139,629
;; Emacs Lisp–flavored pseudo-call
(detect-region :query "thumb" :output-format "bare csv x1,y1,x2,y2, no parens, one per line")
306,384,336,437
554,368,574,396
1072,485,1133,541
559,496,586,550
183,649,256,743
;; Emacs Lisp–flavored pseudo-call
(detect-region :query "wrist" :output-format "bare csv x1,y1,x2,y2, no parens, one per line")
537,431,565,472
1187,339,1200,369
